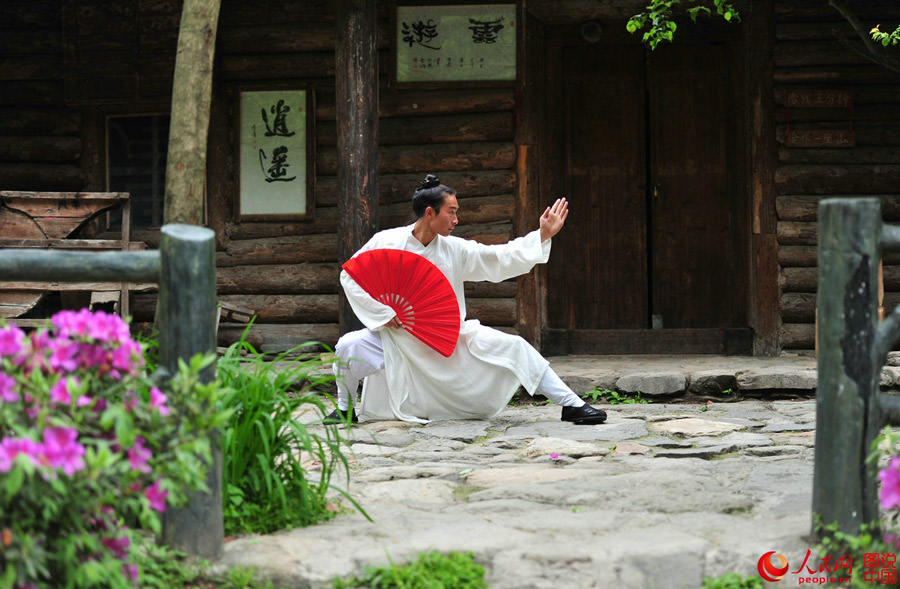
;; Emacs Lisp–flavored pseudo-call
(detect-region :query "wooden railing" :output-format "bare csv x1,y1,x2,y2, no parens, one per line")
813,198,900,537
0,191,144,319
0,224,223,559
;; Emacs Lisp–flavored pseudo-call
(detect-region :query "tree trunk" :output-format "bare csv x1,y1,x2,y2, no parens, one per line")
164,0,222,225
335,0,379,334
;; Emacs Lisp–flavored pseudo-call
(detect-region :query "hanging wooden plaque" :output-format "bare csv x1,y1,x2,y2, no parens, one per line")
786,129,855,148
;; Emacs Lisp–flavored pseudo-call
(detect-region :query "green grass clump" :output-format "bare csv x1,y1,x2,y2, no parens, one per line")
134,542,279,588
584,387,649,404
217,328,368,535
701,572,763,589
334,551,487,589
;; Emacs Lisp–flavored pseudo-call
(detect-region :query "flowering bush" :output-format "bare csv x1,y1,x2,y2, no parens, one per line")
0,310,230,588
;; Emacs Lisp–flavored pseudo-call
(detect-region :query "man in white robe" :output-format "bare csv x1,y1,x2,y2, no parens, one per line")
325,175,607,425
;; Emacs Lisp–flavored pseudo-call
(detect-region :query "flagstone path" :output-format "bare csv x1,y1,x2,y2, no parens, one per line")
213,398,819,588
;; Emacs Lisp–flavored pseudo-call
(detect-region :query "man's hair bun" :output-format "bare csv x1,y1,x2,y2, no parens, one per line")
420,174,441,190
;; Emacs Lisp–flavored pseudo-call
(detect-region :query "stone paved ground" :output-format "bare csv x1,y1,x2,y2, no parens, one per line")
213,394,822,589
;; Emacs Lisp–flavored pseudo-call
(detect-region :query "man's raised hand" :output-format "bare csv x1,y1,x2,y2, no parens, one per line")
539,197,569,242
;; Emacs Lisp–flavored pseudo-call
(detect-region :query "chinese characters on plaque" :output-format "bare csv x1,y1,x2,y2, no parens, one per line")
784,89,855,148
396,4,516,83
239,89,312,218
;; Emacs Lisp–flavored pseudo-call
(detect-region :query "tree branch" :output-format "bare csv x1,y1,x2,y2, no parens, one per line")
828,0,900,75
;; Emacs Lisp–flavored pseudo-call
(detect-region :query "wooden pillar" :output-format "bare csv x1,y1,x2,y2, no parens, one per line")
514,3,544,347
748,0,780,356
813,198,882,537
157,224,222,560
335,0,379,334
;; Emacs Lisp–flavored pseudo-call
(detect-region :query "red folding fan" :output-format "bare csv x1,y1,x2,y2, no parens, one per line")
342,249,460,357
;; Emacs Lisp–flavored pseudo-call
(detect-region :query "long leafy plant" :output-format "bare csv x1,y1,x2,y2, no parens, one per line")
217,328,368,535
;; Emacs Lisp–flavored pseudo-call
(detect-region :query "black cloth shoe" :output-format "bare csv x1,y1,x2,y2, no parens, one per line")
322,407,358,424
561,404,607,425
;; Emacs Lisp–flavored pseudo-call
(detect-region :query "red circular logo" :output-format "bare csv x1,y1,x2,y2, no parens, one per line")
758,551,789,582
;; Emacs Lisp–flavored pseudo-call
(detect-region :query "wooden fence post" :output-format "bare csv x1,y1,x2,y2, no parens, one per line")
157,224,222,559
813,198,883,536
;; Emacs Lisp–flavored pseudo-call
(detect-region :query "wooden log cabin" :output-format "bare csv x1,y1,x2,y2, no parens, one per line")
0,0,898,356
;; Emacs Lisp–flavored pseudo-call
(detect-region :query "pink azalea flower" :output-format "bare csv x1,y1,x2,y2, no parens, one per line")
0,373,17,403
20,330,49,374
128,437,152,473
123,391,137,413
51,309,92,340
144,481,168,512
49,376,80,405
47,339,80,373
879,456,900,509
85,310,131,344
101,534,130,559
0,437,40,472
76,394,92,407
49,379,71,404
149,387,171,416
0,324,24,357
122,563,139,583
550,453,560,460
40,427,86,476
25,402,41,420
112,341,142,376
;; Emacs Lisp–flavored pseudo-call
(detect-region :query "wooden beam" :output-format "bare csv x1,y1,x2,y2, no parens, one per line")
335,0,379,335
749,0,780,355
514,6,545,347
541,328,754,356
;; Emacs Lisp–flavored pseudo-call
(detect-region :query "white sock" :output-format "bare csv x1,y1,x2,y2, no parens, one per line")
536,368,585,407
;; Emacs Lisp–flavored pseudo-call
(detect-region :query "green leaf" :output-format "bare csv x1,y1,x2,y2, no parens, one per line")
4,463,25,498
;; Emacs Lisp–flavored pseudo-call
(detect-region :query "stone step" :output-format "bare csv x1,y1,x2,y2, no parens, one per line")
549,354,835,399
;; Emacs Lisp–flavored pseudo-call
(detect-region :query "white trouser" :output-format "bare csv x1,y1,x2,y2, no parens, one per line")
332,328,585,411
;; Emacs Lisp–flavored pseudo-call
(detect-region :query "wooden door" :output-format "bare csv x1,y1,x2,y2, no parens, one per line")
649,43,747,329
549,45,648,329
545,35,748,350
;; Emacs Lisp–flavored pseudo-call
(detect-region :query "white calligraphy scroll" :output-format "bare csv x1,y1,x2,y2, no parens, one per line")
396,4,516,83
238,89,311,218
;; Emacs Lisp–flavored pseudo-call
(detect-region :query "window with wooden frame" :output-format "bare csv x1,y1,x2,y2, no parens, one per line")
107,115,170,231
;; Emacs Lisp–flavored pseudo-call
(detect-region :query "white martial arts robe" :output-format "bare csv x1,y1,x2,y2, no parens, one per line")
341,225,553,424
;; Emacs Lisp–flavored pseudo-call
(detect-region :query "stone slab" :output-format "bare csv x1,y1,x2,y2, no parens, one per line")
649,417,745,437
522,436,610,458
616,372,687,396
735,366,817,390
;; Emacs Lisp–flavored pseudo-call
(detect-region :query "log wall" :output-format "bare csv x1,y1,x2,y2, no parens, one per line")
5,0,898,354
0,1,84,190
0,0,520,351
774,0,900,354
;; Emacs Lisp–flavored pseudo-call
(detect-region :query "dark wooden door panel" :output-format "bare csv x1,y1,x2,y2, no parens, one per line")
544,30,748,348
648,43,747,329
547,44,647,329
